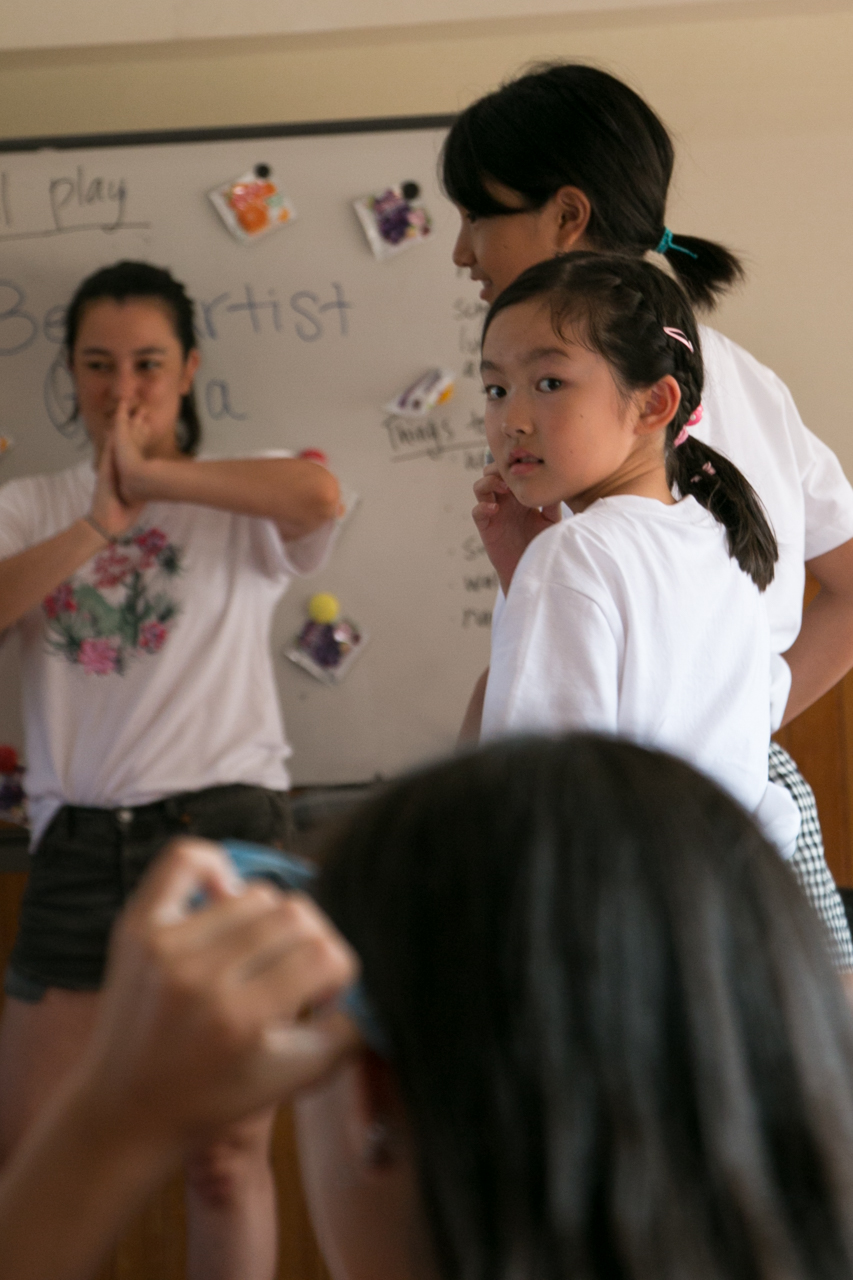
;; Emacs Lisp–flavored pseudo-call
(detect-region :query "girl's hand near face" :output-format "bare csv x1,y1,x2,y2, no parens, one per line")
0,840,359,1280
89,425,146,539
110,399,166,505
473,462,562,594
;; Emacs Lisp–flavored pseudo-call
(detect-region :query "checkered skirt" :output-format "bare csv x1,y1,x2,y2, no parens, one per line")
768,742,853,970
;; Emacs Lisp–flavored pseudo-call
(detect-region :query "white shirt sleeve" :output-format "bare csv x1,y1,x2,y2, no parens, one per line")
482,572,621,739
0,477,39,559
787,387,853,560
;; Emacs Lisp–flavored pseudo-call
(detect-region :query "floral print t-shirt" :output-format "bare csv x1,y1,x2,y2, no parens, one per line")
0,459,335,845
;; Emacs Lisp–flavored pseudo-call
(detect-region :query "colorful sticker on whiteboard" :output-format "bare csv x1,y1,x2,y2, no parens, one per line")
286,593,367,686
353,181,432,260
209,164,296,243
385,369,454,417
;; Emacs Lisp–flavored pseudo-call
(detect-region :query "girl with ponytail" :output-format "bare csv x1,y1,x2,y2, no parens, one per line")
477,252,799,857
448,63,853,968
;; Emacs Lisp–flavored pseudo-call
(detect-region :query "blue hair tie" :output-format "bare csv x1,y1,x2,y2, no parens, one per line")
655,227,698,260
218,840,391,1056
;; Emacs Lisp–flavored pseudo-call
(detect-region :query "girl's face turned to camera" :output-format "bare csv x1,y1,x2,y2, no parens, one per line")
481,300,651,513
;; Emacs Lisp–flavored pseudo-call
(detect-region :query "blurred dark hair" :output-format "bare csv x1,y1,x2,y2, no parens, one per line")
442,62,744,310
319,733,853,1280
483,252,777,590
64,260,202,454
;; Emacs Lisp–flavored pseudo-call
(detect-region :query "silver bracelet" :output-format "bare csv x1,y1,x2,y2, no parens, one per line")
84,513,116,544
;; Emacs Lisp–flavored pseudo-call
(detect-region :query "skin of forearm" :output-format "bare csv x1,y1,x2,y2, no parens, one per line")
0,1075,178,1280
0,520,107,632
124,458,340,537
780,588,853,725
458,667,489,744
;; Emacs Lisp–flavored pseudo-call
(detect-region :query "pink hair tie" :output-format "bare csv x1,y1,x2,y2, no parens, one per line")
673,404,703,449
663,326,694,353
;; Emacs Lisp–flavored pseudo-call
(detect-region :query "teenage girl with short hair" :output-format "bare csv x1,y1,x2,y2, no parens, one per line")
445,63,853,964
475,251,798,854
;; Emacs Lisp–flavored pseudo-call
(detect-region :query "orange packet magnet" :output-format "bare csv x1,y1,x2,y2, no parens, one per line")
209,164,296,243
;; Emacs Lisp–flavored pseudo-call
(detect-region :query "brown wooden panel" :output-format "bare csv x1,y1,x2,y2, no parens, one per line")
0,870,27,1020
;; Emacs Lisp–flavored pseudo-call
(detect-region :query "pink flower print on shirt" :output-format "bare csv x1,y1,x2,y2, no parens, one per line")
43,523,183,675
133,527,169,570
93,545,133,589
78,637,120,675
139,620,168,653
43,582,77,620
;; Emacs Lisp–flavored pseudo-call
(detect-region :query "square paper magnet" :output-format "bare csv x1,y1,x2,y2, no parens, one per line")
353,181,432,260
286,594,367,687
385,369,454,417
209,164,296,243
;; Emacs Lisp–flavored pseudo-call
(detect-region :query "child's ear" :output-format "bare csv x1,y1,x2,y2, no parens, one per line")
636,376,681,436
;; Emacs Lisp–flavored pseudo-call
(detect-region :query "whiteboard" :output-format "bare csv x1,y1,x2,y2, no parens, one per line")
0,118,496,785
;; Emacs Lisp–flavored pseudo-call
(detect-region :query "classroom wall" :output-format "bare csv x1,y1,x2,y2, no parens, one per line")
0,0,851,755
0,0,750,53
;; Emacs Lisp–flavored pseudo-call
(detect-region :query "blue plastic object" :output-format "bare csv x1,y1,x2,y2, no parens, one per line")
217,839,390,1056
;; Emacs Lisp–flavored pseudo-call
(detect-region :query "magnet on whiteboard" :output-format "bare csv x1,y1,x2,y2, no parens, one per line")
385,369,454,417
0,436,14,459
286,594,368,686
353,182,432,259
209,167,296,243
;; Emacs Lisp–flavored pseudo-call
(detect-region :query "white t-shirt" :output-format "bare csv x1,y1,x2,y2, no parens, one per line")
0,459,334,845
699,327,853,724
481,494,800,856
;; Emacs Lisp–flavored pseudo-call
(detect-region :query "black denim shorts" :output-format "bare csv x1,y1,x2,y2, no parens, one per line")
5,783,292,1001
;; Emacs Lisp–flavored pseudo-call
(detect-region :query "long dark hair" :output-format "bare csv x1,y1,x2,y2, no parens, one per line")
483,252,777,590
319,733,853,1280
442,62,744,310
64,260,202,454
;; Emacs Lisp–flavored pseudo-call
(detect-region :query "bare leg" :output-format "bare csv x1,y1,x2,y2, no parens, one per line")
184,1107,278,1280
0,990,100,1164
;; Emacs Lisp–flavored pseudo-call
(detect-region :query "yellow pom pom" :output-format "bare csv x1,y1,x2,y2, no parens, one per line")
308,592,340,624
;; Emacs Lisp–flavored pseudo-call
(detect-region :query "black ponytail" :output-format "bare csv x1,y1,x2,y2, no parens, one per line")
443,63,745,310
668,436,777,589
654,231,745,312
483,253,777,590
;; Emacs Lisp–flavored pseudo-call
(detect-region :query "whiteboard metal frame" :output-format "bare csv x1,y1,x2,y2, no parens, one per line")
0,114,458,155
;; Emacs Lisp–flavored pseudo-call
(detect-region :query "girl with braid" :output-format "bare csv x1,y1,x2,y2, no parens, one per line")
477,253,800,856
451,64,853,967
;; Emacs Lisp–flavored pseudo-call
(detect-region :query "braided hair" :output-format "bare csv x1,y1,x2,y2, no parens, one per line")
442,63,744,310
482,253,777,590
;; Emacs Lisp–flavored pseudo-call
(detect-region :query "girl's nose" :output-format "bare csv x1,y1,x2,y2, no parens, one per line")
501,395,532,435
452,219,474,269
110,365,138,403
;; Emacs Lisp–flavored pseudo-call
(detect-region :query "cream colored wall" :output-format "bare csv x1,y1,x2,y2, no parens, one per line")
0,0,756,53
0,0,851,478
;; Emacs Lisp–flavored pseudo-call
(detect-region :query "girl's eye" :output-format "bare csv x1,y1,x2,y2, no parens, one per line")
483,384,506,401
536,377,562,393
84,361,111,373
137,360,163,373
